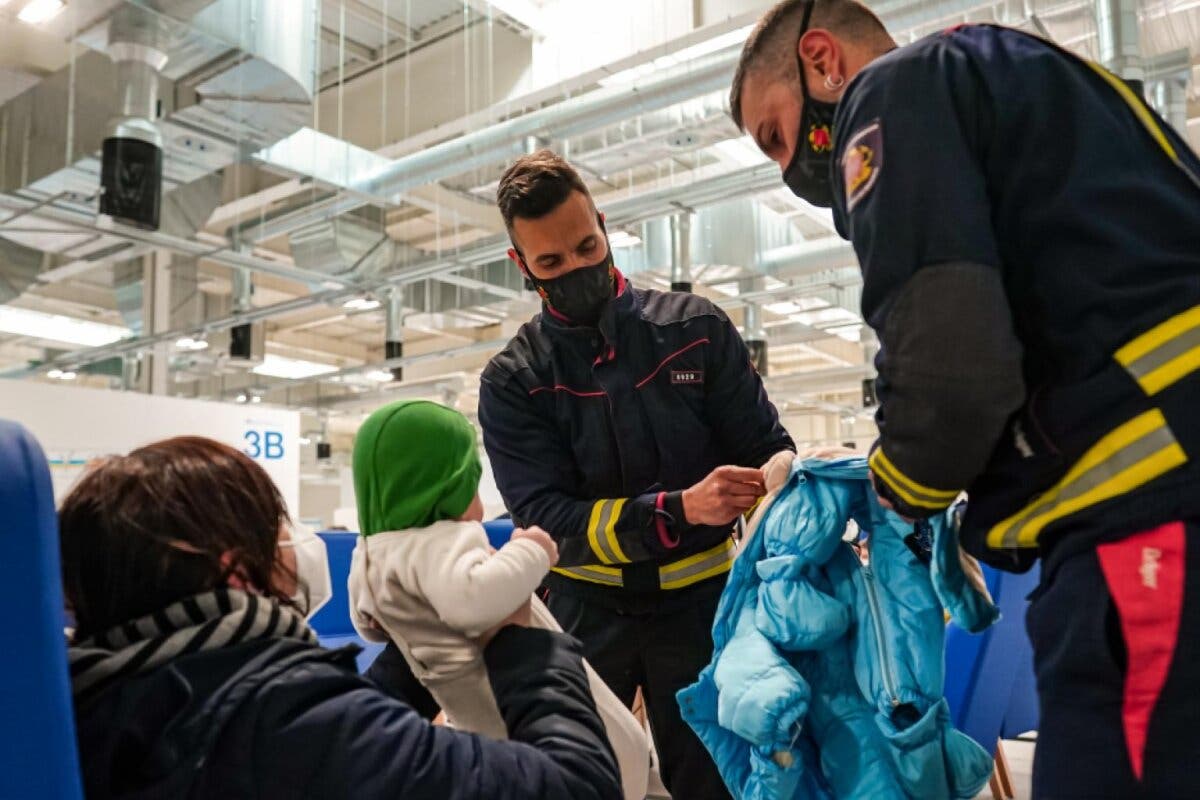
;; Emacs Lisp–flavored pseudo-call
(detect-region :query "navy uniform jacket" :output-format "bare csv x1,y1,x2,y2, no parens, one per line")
832,24,1200,570
479,270,794,602
74,630,621,799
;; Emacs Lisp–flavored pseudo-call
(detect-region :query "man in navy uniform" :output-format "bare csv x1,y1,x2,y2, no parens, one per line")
478,150,795,799
734,1,1200,796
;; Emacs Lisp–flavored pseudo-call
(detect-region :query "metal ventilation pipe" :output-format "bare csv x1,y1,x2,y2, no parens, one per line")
1095,0,1144,91
670,213,692,293
385,287,404,382
232,268,254,313
743,277,768,377
1151,76,1189,135
100,9,169,230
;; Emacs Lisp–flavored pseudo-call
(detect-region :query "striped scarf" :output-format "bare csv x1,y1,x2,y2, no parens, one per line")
68,588,317,702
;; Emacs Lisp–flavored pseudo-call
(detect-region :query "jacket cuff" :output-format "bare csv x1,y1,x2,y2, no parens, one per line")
868,441,959,520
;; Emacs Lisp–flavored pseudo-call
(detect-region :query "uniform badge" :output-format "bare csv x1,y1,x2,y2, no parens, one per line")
842,121,882,211
670,370,703,385
808,123,832,153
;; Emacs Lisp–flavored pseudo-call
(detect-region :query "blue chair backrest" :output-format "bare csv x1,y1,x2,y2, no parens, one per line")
309,531,386,671
483,518,515,549
944,562,1041,749
0,419,84,800
309,531,359,637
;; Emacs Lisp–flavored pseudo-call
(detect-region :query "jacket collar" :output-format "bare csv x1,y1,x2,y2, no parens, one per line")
540,267,635,348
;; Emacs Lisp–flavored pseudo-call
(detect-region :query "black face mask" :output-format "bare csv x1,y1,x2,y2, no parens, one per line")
782,3,839,207
527,247,615,327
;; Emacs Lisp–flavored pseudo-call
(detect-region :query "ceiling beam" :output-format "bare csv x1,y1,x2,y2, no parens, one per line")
460,0,547,36
320,26,378,64
434,273,524,300
335,0,415,43
401,184,504,233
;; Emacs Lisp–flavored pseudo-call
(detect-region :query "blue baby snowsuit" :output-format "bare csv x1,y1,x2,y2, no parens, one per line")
678,458,998,799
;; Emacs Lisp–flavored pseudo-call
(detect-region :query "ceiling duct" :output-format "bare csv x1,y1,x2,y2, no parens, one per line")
0,239,55,304
288,207,421,287
0,0,317,263
113,253,208,338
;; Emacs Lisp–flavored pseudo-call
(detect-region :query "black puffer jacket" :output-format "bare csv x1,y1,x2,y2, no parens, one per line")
73,627,621,800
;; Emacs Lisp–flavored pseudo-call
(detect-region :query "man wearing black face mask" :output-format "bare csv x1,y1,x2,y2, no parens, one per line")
736,2,1200,797
478,150,795,799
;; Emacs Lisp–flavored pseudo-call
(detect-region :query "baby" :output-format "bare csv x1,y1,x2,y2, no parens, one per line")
348,400,649,797
348,399,557,736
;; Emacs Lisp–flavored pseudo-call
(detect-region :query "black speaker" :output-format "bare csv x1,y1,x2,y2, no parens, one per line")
670,281,693,293
230,323,254,360
316,442,332,460
385,340,403,382
100,137,162,230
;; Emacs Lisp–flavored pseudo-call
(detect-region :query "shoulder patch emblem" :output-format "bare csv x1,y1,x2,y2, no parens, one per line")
842,121,883,212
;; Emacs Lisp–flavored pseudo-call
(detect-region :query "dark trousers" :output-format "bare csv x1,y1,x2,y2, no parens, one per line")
1027,519,1200,799
547,576,731,800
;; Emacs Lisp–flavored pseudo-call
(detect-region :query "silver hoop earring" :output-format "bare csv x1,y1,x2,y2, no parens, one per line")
823,74,845,91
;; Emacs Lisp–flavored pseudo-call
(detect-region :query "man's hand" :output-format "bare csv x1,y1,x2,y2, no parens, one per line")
511,526,559,566
682,465,766,526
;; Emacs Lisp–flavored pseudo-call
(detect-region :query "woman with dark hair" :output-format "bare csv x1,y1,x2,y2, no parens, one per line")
61,436,621,800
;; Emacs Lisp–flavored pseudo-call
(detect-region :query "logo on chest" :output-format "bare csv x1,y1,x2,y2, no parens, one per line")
670,369,704,385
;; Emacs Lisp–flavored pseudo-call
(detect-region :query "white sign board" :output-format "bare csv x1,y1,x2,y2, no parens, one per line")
0,382,301,515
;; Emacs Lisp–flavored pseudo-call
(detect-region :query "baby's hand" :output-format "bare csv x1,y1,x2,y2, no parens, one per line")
511,526,559,566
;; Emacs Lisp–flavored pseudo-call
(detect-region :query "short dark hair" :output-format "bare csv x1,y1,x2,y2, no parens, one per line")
496,149,593,237
730,0,892,129
59,436,294,636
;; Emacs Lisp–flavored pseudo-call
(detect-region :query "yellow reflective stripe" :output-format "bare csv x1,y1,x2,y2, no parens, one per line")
1115,304,1200,396
869,448,961,510
552,565,623,586
604,498,630,563
658,539,735,590
1085,61,1178,161
555,539,735,590
586,501,610,564
987,409,1188,549
1139,346,1200,397
659,559,733,591
587,499,629,565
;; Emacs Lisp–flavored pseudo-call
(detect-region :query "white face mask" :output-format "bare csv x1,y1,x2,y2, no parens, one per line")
279,523,332,619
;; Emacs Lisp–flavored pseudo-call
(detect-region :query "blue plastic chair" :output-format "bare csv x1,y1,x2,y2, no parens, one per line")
309,530,386,671
0,419,84,800
944,562,1041,750
483,518,515,549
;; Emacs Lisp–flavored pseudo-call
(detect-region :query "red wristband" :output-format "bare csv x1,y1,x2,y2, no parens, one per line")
655,491,680,549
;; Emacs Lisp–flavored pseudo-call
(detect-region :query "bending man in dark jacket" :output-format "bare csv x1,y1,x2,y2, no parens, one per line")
478,150,795,799
61,436,621,800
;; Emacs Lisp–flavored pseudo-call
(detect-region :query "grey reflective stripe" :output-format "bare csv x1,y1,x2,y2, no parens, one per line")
997,422,1180,548
659,543,734,587
557,566,624,586
591,499,621,564
1122,325,1200,387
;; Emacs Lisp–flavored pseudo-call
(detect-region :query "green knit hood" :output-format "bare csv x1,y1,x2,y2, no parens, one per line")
353,400,482,535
